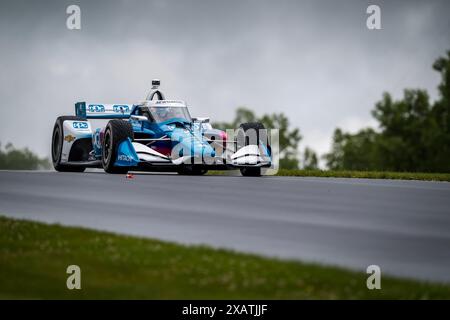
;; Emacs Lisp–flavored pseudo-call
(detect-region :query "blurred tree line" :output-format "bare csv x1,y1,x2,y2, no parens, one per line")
213,108,317,169
324,51,450,172
0,143,50,170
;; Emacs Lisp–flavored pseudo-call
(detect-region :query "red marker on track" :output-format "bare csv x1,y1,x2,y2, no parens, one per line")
126,173,135,179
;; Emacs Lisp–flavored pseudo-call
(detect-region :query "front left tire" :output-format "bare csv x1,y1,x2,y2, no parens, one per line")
51,116,86,172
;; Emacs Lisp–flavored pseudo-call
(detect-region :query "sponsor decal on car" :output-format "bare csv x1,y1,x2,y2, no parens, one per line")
155,100,183,104
117,154,133,162
113,105,130,113
72,122,89,130
87,104,105,113
64,135,76,143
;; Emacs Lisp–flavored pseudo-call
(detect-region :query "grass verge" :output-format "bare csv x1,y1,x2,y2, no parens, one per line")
275,169,450,181
1,216,449,299
209,170,450,181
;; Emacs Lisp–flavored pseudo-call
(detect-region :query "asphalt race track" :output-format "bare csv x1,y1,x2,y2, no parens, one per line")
1,170,450,283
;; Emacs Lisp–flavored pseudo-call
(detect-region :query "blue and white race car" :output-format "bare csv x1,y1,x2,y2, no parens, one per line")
51,80,272,176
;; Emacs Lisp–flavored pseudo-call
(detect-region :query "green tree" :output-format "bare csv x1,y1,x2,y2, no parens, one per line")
324,128,379,171
372,90,432,171
0,143,51,170
213,107,257,129
302,147,318,170
429,51,450,171
324,50,450,173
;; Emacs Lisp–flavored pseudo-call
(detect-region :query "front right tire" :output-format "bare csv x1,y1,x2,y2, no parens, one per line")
240,167,261,177
177,166,208,175
236,122,268,177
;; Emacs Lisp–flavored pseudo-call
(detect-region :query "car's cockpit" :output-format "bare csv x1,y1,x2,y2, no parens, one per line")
138,106,192,123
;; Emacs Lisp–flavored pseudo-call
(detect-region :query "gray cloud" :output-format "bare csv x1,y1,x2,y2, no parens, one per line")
1,0,449,161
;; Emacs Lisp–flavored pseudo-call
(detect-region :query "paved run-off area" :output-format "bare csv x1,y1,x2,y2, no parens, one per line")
1,170,449,283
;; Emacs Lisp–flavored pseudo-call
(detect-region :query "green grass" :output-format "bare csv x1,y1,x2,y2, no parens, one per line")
209,170,450,181
1,216,449,299
275,169,450,181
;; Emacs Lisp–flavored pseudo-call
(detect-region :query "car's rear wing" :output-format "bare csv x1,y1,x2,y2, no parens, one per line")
75,102,133,119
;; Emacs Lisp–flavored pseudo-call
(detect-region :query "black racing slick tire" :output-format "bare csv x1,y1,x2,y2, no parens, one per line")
239,167,262,177
177,166,208,176
236,122,268,177
51,116,86,172
102,120,134,174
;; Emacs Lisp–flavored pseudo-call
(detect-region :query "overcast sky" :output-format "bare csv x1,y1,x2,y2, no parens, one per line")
0,0,449,162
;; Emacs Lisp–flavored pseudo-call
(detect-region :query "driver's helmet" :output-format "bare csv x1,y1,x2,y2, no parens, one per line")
154,107,172,121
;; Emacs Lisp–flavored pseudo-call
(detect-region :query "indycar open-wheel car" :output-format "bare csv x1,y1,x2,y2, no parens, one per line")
51,80,272,176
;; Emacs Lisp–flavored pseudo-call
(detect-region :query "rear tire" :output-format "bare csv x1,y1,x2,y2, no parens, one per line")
51,116,86,172
102,120,134,174
236,122,268,177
